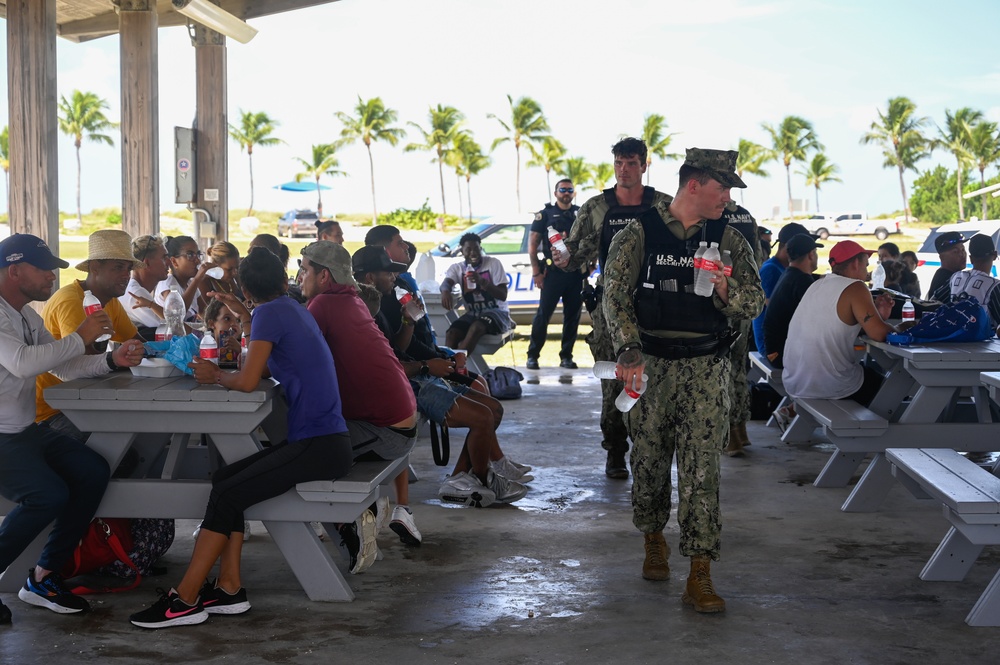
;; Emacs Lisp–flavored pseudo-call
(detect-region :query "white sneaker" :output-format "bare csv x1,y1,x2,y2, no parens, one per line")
350,509,378,574
486,469,528,504
773,405,794,433
438,472,496,508
490,456,534,482
374,496,390,534
389,505,422,546
507,457,532,474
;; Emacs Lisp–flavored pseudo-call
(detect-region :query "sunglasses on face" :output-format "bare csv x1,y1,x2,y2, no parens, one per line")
557,187,574,193
177,250,204,260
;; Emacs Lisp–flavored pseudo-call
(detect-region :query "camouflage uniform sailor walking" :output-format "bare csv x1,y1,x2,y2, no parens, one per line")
552,137,670,479
603,148,763,613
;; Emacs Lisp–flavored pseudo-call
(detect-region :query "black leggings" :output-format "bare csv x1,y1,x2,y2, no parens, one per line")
201,432,352,536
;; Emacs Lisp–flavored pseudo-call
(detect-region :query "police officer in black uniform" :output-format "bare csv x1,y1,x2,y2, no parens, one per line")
526,178,584,369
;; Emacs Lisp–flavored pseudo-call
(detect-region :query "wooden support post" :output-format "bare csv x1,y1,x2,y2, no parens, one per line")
119,1,160,240
6,0,58,248
194,24,228,245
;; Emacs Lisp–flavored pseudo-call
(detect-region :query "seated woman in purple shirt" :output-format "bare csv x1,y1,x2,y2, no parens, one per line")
129,247,352,629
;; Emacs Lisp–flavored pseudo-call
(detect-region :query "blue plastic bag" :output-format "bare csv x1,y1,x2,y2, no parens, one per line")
886,294,994,346
142,334,201,375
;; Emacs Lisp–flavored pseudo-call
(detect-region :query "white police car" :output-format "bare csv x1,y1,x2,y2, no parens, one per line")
428,214,593,324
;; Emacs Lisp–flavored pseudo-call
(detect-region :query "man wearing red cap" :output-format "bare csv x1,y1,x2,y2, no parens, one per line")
782,240,896,405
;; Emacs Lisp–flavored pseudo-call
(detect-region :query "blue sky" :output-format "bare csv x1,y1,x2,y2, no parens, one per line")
1,0,999,222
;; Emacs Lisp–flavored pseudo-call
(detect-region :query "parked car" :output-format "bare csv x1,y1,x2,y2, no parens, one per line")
914,220,1000,295
806,212,898,241
427,214,592,325
277,209,319,238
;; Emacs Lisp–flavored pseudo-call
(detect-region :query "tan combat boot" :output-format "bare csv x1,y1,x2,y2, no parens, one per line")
738,422,752,447
642,532,670,581
723,425,744,457
682,555,726,613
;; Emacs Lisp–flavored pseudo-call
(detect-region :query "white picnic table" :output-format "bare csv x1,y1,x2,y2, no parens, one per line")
827,339,1000,511
0,373,402,601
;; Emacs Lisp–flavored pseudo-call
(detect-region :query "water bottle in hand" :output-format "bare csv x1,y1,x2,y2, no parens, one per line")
83,290,111,342
548,226,569,258
615,373,649,412
694,242,721,297
395,286,425,322
199,330,219,365
163,286,186,338
593,361,619,380
871,262,886,290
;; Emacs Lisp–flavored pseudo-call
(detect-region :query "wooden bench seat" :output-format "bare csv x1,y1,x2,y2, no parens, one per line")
885,448,1000,626
796,398,889,438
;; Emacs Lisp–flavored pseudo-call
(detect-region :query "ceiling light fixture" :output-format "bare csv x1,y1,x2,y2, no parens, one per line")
172,0,258,44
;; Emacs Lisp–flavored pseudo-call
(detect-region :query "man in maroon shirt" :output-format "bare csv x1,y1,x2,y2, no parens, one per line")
298,241,422,566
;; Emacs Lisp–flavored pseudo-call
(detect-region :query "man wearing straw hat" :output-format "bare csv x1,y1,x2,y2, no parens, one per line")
35,230,146,440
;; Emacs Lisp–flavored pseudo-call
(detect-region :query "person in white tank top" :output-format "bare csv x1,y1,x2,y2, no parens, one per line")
783,240,898,402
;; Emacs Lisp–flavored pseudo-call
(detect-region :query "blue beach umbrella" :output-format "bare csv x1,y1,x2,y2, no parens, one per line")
273,181,331,192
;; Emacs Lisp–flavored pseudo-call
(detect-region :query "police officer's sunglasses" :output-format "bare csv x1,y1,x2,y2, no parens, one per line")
557,187,574,193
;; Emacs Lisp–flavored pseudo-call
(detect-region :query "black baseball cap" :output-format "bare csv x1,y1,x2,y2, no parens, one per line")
787,234,823,261
934,231,968,253
968,234,996,259
351,245,407,274
777,223,818,245
0,233,69,270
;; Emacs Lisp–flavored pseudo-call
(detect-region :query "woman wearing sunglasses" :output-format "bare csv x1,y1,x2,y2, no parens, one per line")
153,236,216,321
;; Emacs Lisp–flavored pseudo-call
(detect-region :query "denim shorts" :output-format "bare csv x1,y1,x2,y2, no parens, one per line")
412,376,470,424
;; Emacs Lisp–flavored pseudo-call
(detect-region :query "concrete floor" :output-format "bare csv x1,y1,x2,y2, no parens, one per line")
2,368,1000,664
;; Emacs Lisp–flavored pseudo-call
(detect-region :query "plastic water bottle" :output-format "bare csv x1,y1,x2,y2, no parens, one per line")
615,373,650,412
694,242,721,297
199,330,219,365
593,361,619,380
464,266,477,291
722,250,733,277
82,290,112,342
872,262,886,289
548,226,569,257
155,322,171,342
395,286,425,322
902,298,915,323
163,286,186,338
206,266,225,280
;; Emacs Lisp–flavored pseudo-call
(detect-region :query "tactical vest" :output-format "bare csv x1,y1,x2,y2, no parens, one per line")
539,203,579,259
720,204,757,250
598,186,657,269
633,208,730,335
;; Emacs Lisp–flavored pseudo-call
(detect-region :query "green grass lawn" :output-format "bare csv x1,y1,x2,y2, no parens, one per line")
479,324,595,370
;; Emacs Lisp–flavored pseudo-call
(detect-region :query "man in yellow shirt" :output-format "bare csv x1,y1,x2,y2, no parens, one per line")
36,230,143,438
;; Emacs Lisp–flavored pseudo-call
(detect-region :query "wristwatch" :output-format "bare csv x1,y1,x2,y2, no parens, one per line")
106,352,118,371
617,342,642,355
418,361,430,377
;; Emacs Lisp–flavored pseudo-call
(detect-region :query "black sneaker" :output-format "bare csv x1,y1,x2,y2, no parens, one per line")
129,588,207,629
0,598,11,625
526,357,540,370
200,580,251,615
17,570,89,614
338,521,361,572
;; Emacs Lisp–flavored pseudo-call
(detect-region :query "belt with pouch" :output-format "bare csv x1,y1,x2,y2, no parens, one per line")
639,329,741,362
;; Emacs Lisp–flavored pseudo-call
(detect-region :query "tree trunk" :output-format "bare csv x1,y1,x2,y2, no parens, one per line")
75,141,82,224
437,148,447,215
456,173,464,219
981,168,988,220
466,175,473,222
956,156,965,220
316,175,323,218
897,162,909,224
515,143,521,213
785,162,793,218
646,159,651,186
366,143,377,225
815,186,820,213
545,167,552,203
248,152,255,217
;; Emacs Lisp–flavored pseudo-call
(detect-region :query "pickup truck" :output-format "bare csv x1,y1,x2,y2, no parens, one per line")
806,212,898,241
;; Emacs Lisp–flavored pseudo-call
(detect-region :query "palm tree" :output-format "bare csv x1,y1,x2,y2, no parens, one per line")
589,162,614,192
641,113,682,185
405,104,465,215
860,96,932,223
0,126,9,216
561,157,593,202
335,96,406,224
57,90,117,224
293,143,345,218
761,115,822,218
228,109,282,217
967,120,1000,220
444,130,473,219
526,136,567,202
935,107,983,220
488,95,550,212
450,133,491,221
735,138,774,205
797,153,842,213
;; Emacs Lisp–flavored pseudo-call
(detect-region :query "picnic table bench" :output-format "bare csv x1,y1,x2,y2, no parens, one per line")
748,352,794,432
885,448,1000,626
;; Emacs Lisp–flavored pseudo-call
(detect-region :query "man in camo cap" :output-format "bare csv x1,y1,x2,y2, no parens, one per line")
602,147,763,613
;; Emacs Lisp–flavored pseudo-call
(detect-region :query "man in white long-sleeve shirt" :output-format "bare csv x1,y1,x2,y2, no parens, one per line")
0,234,143,625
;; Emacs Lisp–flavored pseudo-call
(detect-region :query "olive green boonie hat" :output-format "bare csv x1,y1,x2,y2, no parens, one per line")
684,148,747,189
301,241,358,289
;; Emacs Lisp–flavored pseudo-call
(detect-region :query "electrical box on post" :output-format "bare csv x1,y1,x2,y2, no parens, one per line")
175,127,196,204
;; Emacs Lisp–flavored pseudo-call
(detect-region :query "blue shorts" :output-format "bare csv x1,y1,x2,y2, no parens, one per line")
412,376,470,424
